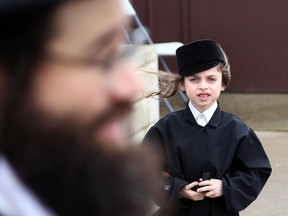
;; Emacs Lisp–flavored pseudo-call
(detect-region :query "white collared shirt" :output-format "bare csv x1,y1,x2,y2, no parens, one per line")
0,155,56,216
188,101,218,126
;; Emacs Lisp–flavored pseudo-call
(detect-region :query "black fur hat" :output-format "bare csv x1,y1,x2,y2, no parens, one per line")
176,39,225,76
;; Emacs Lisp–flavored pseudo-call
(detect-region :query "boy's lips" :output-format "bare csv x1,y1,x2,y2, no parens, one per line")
197,93,210,99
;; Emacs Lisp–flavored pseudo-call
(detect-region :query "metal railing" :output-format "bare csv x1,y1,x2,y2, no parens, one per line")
126,10,188,112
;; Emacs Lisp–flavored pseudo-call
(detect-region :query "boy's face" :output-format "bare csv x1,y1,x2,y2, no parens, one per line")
180,66,225,112
29,0,142,146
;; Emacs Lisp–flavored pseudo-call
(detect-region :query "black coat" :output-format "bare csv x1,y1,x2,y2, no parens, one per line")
143,103,272,216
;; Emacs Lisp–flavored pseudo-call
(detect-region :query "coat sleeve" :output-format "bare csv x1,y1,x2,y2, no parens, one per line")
222,128,272,213
143,126,189,212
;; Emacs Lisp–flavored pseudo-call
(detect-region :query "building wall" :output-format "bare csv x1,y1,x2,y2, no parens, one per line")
128,45,159,142
131,0,288,92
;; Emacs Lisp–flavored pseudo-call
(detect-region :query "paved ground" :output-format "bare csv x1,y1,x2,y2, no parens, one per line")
218,93,288,131
160,93,288,215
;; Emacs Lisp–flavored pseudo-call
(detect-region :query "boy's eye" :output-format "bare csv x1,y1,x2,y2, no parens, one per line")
208,77,217,81
189,77,197,82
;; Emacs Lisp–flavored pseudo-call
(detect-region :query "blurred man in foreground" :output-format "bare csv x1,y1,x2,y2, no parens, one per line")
0,0,157,215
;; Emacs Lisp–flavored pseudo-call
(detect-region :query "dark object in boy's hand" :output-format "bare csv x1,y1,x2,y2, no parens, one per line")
191,172,210,192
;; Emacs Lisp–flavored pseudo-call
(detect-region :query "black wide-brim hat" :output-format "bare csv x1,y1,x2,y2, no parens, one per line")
0,0,59,14
176,39,225,76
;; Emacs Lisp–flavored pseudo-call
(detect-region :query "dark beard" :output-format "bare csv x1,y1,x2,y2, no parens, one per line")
1,100,158,216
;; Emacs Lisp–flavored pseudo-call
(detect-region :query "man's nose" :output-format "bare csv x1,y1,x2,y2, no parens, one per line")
109,60,143,101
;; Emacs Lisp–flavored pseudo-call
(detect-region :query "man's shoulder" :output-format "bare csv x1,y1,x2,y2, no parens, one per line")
0,156,55,216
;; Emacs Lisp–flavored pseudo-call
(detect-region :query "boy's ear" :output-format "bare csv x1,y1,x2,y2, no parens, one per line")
179,80,185,91
221,85,226,91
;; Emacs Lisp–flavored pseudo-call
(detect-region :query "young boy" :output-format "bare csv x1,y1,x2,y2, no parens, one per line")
143,39,272,216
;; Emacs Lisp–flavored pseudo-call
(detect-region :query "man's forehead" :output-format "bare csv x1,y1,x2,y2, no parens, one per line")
55,0,124,31
47,0,128,55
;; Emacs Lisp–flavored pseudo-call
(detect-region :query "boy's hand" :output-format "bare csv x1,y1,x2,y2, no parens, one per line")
197,179,223,198
179,182,205,201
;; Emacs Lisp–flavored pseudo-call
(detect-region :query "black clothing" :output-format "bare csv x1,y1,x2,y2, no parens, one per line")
143,104,271,216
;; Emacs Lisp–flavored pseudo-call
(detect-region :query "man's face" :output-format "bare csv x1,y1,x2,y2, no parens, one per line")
30,0,141,145
0,2,157,214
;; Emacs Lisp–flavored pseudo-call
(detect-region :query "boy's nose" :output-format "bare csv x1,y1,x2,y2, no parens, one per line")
199,80,208,90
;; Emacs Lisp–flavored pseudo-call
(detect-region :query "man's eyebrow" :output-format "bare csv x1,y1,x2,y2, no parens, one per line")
84,27,124,53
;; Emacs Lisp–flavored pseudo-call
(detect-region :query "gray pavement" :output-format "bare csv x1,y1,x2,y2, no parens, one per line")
241,131,288,216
